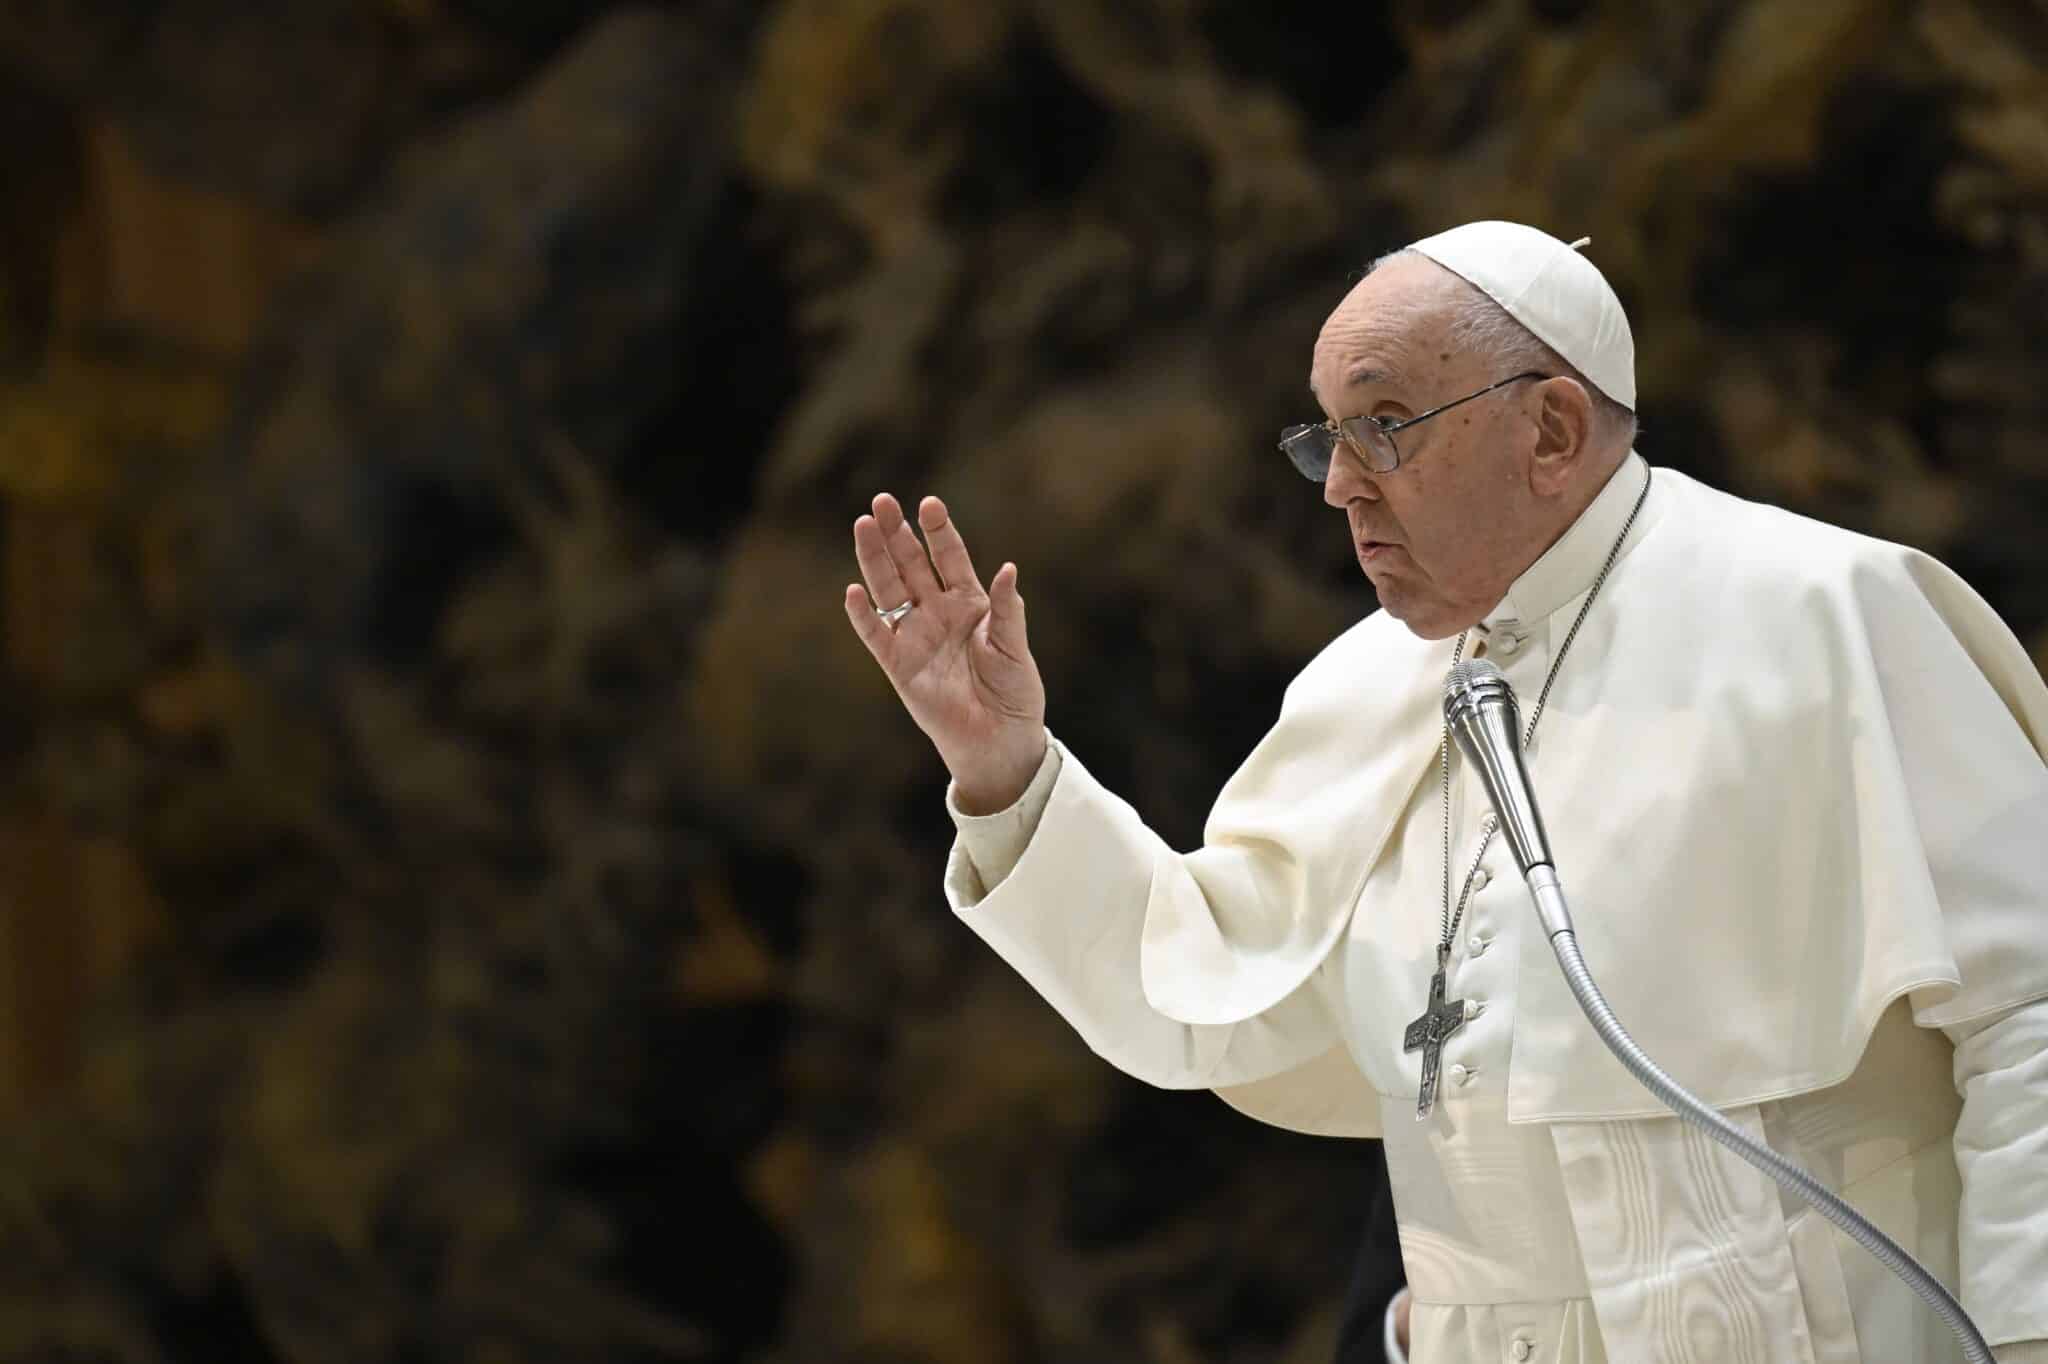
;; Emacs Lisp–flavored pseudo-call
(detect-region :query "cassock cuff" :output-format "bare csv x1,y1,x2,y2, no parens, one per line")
1383,1287,1409,1364
944,730,1062,896
1994,1341,2048,1364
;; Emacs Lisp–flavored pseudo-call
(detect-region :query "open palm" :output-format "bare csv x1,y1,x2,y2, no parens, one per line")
844,494,1047,812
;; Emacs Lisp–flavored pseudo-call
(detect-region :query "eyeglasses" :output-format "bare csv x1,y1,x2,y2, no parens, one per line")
1279,370,1549,481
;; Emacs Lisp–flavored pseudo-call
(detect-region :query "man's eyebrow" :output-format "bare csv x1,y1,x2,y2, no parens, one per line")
1306,366,1404,399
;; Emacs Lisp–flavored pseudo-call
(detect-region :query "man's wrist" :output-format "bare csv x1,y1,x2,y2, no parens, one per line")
949,733,1049,815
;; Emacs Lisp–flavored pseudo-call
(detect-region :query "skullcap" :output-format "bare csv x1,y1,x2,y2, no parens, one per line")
1406,221,1635,410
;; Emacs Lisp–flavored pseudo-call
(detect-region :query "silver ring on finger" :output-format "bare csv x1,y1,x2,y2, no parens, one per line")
876,599,915,627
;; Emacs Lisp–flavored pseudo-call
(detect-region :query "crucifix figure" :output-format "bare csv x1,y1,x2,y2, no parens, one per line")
1403,944,1468,1120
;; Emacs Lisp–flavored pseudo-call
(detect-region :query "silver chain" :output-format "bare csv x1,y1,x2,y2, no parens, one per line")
1436,463,1653,950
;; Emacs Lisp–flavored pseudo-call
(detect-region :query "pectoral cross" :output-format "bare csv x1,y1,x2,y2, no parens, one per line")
1403,944,1467,1120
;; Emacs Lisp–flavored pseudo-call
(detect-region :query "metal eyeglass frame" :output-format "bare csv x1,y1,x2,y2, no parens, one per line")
1280,370,1549,480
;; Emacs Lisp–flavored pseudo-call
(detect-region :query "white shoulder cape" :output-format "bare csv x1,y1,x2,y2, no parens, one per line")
1143,468,2048,1133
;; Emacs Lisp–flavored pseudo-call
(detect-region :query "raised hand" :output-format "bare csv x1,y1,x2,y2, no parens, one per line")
845,493,1047,814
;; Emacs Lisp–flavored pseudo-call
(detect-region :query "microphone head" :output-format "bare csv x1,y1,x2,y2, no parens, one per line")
1442,656,1519,729
1442,654,1551,875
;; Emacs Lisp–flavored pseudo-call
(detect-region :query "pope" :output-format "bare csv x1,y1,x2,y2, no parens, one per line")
842,221,2048,1364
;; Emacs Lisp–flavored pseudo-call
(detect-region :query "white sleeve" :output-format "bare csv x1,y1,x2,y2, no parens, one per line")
1943,995,2048,1353
944,732,1339,1092
1993,1342,2048,1364
944,732,1062,899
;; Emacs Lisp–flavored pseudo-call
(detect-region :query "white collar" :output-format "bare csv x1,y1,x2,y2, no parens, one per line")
1481,451,1650,632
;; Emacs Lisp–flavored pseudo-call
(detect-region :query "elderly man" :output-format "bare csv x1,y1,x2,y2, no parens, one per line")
842,222,2048,1363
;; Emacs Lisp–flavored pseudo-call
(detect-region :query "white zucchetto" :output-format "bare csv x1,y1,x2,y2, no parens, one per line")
1406,221,1637,411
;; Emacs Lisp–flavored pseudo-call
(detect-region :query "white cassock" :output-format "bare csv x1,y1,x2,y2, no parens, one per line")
943,454,2048,1364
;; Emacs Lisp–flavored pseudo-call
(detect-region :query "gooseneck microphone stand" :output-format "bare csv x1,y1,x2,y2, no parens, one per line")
1443,659,1993,1364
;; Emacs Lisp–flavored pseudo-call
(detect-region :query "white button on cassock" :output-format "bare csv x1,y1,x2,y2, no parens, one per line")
1448,1063,1473,1085
1510,1338,1533,1361
1468,934,1491,956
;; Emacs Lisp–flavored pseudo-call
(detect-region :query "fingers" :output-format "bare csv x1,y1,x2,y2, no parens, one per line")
985,561,1028,659
918,496,984,596
854,511,912,613
872,493,942,601
844,582,897,665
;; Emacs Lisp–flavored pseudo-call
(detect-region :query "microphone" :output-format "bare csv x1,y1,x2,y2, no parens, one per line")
1442,659,1572,938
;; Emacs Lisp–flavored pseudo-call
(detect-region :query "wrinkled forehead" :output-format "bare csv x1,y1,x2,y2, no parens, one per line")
1310,255,1463,411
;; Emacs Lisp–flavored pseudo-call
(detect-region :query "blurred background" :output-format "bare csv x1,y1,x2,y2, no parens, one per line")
0,0,2043,1360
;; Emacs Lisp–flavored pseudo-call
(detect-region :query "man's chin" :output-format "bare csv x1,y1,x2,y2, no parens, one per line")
1395,616,1467,643
1372,586,1468,642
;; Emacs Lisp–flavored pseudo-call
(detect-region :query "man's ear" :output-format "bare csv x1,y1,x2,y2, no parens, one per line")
1529,377,1591,496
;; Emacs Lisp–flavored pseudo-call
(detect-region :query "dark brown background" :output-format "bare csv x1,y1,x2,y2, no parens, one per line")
0,1,2043,1360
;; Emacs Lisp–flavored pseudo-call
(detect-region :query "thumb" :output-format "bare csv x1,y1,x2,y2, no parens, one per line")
986,562,1029,659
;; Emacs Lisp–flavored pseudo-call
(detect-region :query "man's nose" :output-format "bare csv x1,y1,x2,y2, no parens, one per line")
1323,445,1380,509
